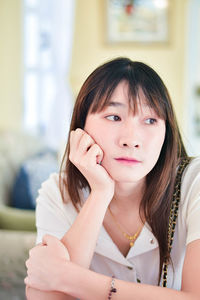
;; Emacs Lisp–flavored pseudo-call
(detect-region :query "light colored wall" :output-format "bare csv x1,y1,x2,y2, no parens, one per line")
70,0,188,129
0,0,188,130
0,0,22,130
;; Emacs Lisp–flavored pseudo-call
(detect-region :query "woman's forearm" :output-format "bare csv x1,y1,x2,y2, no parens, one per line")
26,286,75,300
59,263,199,300
26,191,110,300
61,191,110,268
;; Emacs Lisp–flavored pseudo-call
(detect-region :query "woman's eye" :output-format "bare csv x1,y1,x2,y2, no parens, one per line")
145,118,157,125
106,115,121,121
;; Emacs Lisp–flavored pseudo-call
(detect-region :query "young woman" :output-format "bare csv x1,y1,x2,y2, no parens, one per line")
25,57,200,300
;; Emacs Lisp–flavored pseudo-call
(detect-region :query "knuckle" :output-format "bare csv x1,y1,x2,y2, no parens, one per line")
69,130,74,138
91,144,101,154
75,128,83,134
25,259,30,268
87,135,94,144
92,144,99,150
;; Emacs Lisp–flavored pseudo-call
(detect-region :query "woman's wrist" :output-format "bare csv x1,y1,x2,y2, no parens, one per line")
61,189,112,269
59,262,111,300
90,189,114,206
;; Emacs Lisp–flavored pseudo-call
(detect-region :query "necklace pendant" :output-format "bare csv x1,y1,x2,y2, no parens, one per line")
130,241,134,247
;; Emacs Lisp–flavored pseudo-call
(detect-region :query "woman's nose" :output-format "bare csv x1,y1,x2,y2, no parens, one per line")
118,123,141,148
119,138,140,148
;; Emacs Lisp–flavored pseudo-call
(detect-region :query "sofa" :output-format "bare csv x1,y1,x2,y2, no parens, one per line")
0,130,59,300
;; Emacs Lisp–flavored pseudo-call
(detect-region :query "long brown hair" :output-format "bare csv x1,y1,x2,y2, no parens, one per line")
59,57,188,283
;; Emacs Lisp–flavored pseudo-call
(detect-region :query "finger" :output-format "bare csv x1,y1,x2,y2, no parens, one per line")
78,132,95,155
96,148,104,165
25,258,30,269
24,277,35,290
42,234,59,246
25,285,31,298
85,143,104,166
70,128,85,150
24,276,29,286
69,129,86,161
25,257,34,270
24,277,36,291
29,243,43,257
70,131,95,165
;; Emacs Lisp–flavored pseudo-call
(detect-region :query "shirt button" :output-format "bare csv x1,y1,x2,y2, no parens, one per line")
127,266,133,270
150,238,154,244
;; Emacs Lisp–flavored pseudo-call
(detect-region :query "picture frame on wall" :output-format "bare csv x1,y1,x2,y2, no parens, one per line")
106,0,170,44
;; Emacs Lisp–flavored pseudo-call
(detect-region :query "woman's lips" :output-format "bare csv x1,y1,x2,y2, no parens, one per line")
115,157,141,165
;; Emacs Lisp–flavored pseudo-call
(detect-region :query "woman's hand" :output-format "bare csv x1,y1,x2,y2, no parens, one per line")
25,235,70,292
69,128,114,198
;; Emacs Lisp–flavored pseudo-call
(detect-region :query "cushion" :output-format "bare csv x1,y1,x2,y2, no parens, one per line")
11,149,58,210
0,130,44,206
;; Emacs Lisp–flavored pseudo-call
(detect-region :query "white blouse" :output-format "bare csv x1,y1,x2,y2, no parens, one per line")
36,157,200,290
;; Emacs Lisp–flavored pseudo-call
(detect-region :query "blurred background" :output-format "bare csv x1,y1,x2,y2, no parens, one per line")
0,0,200,299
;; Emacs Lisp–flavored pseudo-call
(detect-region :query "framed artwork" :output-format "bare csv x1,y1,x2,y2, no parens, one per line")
106,0,170,44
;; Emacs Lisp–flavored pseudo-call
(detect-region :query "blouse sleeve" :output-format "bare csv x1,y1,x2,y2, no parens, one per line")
35,173,78,244
181,157,200,245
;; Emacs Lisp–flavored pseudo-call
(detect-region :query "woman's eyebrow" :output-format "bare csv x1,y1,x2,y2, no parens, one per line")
107,101,126,107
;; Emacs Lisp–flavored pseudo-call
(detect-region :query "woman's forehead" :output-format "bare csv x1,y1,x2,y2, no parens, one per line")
103,86,152,111
101,100,157,117
90,80,166,119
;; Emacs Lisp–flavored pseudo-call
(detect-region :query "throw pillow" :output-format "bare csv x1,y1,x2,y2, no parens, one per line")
12,149,58,209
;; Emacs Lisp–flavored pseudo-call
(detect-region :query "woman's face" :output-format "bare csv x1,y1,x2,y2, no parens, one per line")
84,81,166,184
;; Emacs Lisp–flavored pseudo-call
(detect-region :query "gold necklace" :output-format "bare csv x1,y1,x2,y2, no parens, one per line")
108,206,143,247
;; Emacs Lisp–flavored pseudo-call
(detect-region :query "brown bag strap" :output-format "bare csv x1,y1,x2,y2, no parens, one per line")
162,157,191,287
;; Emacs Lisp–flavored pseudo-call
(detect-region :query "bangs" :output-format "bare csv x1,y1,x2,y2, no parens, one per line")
90,78,167,120
77,59,171,129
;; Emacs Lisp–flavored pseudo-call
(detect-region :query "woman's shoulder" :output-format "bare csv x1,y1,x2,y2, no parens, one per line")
36,172,88,214
36,172,79,226
36,172,71,208
179,157,200,245
182,157,200,183
188,156,200,168
181,156,200,199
